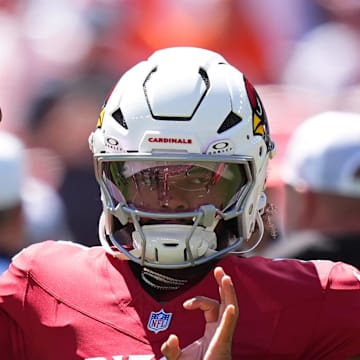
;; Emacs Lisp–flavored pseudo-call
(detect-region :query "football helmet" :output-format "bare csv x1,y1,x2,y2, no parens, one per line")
89,47,275,269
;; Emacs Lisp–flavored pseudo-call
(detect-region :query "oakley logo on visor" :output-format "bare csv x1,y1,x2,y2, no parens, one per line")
206,140,234,155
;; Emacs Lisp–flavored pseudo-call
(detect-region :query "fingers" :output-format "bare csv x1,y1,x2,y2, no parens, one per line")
214,266,238,312
177,267,238,360
183,296,219,323
203,305,237,360
216,303,237,342
182,267,238,326
204,267,238,360
213,266,238,336
161,334,181,360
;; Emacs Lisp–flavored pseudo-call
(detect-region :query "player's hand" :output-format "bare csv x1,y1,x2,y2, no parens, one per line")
161,266,238,360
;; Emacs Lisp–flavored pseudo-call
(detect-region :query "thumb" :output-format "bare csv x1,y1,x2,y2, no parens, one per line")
161,334,181,360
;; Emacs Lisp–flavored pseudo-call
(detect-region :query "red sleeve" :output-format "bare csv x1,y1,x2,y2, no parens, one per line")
0,242,50,359
0,243,39,311
0,308,13,357
0,307,26,359
308,261,360,358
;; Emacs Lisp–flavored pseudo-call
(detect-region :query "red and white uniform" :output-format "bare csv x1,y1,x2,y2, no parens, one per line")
1,240,360,359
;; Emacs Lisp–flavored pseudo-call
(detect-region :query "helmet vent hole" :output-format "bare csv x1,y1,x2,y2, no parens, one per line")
217,112,243,134
198,68,210,88
112,108,128,129
259,146,263,157
184,249,188,261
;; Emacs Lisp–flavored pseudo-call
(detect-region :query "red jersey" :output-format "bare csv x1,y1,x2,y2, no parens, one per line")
1,240,360,359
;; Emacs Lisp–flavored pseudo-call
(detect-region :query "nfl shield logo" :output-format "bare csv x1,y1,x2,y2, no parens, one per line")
147,309,172,334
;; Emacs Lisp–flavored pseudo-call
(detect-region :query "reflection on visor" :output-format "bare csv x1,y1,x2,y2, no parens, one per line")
102,161,248,213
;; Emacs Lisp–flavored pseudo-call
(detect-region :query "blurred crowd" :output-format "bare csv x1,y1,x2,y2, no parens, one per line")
0,0,360,269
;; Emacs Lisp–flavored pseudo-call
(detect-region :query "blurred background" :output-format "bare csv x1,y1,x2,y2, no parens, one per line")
0,0,359,249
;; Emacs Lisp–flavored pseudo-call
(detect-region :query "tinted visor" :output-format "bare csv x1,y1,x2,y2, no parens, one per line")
101,160,248,213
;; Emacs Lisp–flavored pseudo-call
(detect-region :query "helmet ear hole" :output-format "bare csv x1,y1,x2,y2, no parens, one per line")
112,214,122,232
113,222,135,248
215,219,239,249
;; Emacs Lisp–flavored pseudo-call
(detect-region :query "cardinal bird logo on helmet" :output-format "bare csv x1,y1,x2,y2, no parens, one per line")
244,76,273,152
96,86,116,128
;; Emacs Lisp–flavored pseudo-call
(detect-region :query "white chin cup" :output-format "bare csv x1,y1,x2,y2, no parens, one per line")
132,224,217,264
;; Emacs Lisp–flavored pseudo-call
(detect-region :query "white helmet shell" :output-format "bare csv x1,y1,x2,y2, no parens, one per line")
90,47,274,268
